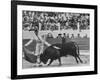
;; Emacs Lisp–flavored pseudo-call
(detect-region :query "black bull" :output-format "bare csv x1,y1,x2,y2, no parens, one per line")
40,42,83,66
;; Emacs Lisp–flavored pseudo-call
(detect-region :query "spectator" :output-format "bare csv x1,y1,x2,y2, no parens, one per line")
77,33,81,38
57,34,62,39
71,34,74,39
22,11,90,31
62,33,66,44
66,33,69,38
47,33,54,39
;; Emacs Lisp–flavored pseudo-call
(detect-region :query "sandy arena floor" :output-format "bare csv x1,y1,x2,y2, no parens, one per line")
22,54,90,69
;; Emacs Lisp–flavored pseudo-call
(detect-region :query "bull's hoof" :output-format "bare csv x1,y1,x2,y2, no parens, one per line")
32,63,40,67
79,60,83,64
38,64,43,67
33,65,37,67
83,60,87,64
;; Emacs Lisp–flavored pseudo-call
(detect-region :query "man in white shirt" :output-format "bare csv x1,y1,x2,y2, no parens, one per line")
24,22,52,65
24,24,43,62
24,22,60,66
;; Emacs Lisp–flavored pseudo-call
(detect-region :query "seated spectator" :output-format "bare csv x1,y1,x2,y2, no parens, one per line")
62,33,66,44
57,34,62,39
47,33,54,39
63,33,66,38
77,33,81,38
66,33,70,38
71,34,74,39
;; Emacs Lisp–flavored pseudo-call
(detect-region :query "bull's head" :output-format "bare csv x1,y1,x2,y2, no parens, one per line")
40,54,48,64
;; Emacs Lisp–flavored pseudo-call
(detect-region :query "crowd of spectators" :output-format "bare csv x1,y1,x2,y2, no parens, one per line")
22,10,90,31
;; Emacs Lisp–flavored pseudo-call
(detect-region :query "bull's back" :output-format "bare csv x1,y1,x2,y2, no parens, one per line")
52,42,78,56
52,42,76,50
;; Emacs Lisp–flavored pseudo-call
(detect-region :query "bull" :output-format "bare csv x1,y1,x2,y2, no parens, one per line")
40,41,83,66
